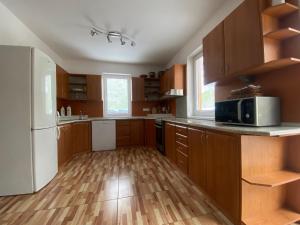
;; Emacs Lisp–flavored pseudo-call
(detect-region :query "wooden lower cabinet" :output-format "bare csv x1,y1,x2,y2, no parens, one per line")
188,127,206,190
116,120,144,147
72,122,91,154
205,131,241,225
165,123,176,163
130,120,145,146
57,124,72,168
145,119,156,148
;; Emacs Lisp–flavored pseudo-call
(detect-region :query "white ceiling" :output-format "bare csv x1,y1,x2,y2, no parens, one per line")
1,0,228,65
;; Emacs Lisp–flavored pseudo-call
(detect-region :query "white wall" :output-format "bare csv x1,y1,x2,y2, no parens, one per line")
0,2,163,75
64,59,163,76
167,0,243,66
169,0,243,118
0,2,66,67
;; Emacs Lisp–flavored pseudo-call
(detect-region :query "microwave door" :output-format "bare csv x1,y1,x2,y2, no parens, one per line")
215,100,240,123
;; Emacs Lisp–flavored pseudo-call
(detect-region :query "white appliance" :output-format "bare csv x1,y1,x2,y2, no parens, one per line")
0,46,57,196
92,120,116,151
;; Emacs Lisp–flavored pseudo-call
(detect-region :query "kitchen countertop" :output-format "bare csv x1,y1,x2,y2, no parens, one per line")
163,118,300,137
57,116,154,125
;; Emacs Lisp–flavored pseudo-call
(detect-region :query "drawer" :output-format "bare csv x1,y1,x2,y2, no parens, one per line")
176,142,189,155
176,150,188,174
117,120,130,126
176,133,188,146
176,125,188,136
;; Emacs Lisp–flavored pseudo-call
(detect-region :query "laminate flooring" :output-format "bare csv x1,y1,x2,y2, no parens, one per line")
0,147,230,225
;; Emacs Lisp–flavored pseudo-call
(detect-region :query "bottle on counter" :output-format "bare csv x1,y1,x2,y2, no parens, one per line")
67,106,72,117
60,106,65,117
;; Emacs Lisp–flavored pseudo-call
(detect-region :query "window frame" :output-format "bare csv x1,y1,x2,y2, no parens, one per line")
190,51,215,119
102,74,132,118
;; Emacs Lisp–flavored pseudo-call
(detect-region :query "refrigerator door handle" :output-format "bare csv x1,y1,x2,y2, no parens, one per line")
57,127,61,140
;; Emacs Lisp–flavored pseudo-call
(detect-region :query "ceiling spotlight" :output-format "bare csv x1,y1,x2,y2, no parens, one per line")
120,36,126,45
90,27,136,47
107,35,112,43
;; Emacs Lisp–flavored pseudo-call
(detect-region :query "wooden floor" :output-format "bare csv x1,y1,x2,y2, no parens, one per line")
0,147,230,225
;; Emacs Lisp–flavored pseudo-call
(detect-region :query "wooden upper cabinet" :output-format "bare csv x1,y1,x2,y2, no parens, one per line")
224,0,264,76
188,128,206,190
165,122,176,163
206,131,241,225
169,64,185,90
132,77,145,102
203,22,225,84
160,64,186,94
87,75,102,101
56,65,69,99
160,70,168,94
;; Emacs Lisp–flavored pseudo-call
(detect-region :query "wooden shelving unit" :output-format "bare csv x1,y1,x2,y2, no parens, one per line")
242,170,300,187
263,2,299,18
241,134,300,225
264,27,300,40
243,208,300,225
246,58,300,74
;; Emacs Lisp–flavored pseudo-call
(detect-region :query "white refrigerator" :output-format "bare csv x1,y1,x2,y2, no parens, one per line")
0,46,58,196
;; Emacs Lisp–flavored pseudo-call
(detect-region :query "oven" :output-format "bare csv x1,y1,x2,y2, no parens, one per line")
155,119,165,155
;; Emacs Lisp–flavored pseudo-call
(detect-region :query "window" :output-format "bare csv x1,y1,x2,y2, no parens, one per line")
192,52,215,118
103,75,131,117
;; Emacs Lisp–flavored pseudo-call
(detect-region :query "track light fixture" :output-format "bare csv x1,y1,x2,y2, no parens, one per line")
90,27,136,47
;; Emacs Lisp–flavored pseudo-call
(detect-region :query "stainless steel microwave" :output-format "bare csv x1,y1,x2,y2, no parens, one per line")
215,97,280,126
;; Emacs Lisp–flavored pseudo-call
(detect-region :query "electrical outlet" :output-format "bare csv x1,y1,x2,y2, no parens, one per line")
143,108,150,112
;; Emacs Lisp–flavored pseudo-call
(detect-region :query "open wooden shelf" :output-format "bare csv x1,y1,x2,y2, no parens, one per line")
263,3,299,18
243,208,300,225
242,170,300,187
246,57,300,75
264,27,300,40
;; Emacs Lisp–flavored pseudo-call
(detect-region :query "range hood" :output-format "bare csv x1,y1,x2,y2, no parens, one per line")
161,89,184,99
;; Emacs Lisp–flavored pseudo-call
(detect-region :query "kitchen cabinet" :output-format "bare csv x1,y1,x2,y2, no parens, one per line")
132,77,145,102
160,64,185,94
224,0,264,76
145,119,156,148
87,75,102,101
56,65,69,99
57,124,72,168
165,122,176,163
116,120,131,147
116,120,144,147
160,70,168,94
72,122,91,154
188,127,206,190
203,22,225,84
205,131,240,225
130,120,145,146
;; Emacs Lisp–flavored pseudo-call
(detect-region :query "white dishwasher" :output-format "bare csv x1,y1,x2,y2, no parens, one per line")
92,120,116,151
